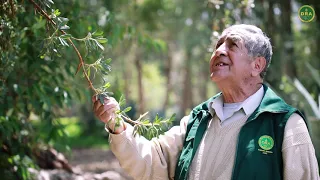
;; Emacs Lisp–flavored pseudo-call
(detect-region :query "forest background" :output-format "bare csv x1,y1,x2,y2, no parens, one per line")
1,0,320,179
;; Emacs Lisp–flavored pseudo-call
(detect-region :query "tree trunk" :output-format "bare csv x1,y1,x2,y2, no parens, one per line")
162,43,174,110
180,51,193,116
266,0,275,40
135,55,144,115
199,57,208,100
123,58,131,103
280,0,297,78
264,0,282,87
121,43,137,107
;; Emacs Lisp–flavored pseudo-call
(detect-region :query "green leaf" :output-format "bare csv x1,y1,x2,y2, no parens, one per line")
119,95,126,107
105,58,112,64
154,114,161,123
142,120,150,125
58,37,68,46
87,68,91,78
93,30,104,37
97,38,108,44
103,82,111,88
101,62,111,72
54,9,61,16
86,39,94,49
59,25,70,30
94,40,104,50
60,34,72,39
60,17,69,23
169,113,176,122
122,107,132,113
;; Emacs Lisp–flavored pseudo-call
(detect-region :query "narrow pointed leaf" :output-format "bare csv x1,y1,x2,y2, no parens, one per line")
97,38,108,44
122,107,132,113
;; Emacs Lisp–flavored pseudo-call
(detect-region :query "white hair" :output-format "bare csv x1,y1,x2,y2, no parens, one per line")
222,24,273,78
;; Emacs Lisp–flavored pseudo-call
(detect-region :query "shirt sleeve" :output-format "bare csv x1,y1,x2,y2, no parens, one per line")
108,115,189,180
282,113,320,180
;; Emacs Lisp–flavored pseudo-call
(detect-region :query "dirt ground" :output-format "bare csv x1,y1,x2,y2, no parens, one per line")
69,148,133,180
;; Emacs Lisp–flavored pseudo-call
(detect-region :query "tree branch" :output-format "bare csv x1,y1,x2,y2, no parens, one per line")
120,114,140,125
27,0,97,94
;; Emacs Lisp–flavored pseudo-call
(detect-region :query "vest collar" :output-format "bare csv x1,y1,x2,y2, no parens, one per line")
196,84,290,122
246,84,290,122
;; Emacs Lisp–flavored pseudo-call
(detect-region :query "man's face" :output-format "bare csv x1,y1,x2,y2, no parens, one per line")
209,30,254,84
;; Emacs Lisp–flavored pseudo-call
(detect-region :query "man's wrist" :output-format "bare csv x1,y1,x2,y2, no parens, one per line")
105,120,126,134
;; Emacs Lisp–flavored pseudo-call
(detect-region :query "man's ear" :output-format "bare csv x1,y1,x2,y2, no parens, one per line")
251,57,266,77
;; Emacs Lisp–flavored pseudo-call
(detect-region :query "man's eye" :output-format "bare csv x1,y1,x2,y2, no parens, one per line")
215,43,222,49
230,42,238,47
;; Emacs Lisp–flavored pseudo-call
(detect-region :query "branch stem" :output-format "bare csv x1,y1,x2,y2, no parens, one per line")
120,114,140,125
28,0,97,94
120,114,153,126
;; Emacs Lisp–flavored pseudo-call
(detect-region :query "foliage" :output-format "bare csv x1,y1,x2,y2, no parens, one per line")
132,113,176,140
0,116,36,180
0,0,175,178
33,117,109,149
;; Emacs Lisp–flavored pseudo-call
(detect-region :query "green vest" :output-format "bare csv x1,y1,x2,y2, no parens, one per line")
174,84,305,180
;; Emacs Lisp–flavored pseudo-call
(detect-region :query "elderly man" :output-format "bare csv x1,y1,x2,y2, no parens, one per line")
92,24,319,180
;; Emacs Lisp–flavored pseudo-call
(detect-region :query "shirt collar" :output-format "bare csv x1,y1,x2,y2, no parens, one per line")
209,86,264,117
209,94,223,119
241,86,264,115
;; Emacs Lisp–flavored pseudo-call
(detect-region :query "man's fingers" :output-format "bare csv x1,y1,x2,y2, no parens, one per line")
103,97,117,105
97,105,105,116
93,100,102,112
100,111,111,124
100,108,116,123
93,98,118,116
100,107,117,122
97,103,117,116
97,106,117,117
92,95,111,104
92,96,121,129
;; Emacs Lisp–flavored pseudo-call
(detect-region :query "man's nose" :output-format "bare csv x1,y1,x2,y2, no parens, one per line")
215,43,228,57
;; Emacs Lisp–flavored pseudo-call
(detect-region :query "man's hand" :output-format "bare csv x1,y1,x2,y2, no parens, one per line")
92,96,126,134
